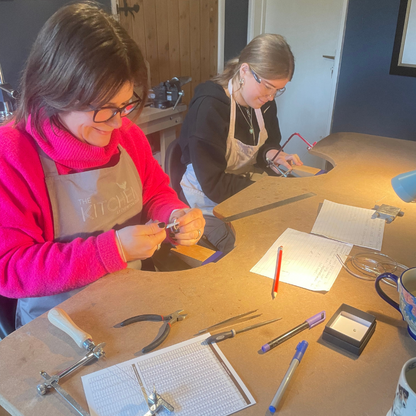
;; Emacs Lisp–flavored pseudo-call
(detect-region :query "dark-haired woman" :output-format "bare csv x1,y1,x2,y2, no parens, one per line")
0,2,204,327
179,34,302,253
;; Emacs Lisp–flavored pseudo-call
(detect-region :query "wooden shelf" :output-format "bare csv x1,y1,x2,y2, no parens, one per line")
135,104,187,172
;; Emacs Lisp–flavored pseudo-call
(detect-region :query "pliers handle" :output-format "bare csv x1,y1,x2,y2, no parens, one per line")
118,310,186,354
143,323,171,354
120,314,166,327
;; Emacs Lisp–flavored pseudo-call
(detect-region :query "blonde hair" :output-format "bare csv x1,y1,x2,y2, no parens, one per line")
212,33,294,87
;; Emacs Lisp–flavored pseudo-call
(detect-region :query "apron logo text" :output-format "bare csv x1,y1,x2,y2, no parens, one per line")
79,185,139,222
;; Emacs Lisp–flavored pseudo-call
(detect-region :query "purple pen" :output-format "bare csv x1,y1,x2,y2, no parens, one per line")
262,311,326,352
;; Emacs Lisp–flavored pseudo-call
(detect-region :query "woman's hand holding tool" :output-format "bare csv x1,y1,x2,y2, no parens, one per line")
266,133,314,173
116,222,167,262
266,149,303,172
168,208,205,246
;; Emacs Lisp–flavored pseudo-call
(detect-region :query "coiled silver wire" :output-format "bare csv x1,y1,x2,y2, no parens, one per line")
336,251,408,287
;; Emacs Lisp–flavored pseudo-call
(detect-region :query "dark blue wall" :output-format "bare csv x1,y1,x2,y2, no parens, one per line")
224,0,249,63
0,0,111,90
332,0,416,141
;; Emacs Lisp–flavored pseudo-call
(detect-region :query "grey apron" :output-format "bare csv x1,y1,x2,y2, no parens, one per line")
16,145,143,328
180,81,269,252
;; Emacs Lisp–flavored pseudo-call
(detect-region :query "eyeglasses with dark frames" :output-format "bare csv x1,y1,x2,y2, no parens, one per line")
250,68,286,98
91,92,142,123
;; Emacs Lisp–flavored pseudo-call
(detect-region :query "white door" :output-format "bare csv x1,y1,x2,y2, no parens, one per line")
253,0,348,169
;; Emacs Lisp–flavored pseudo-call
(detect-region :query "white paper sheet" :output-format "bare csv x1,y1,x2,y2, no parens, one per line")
250,228,352,291
81,335,255,416
311,200,385,250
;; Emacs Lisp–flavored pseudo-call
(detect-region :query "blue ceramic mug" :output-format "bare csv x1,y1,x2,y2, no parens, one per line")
376,268,416,340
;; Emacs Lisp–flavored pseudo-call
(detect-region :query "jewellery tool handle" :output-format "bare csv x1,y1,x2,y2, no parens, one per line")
48,307,93,350
206,317,281,343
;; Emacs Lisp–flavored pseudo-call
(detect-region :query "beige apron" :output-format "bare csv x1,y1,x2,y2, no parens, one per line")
181,80,268,215
16,145,143,327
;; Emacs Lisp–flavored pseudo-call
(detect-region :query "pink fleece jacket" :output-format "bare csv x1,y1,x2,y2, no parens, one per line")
0,117,187,298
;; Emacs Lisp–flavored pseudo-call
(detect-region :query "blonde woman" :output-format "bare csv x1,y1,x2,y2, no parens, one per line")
179,34,302,253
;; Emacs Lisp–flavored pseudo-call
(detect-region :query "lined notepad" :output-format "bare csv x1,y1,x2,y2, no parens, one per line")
250,228,352,292
311,200,385,250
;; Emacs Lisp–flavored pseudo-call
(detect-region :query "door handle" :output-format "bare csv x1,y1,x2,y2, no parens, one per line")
322,55,335,59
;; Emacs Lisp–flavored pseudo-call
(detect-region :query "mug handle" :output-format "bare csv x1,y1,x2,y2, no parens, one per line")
375,273,400,312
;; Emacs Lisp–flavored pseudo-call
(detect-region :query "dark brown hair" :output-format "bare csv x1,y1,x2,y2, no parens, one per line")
13,1,148,137
212,33,295,88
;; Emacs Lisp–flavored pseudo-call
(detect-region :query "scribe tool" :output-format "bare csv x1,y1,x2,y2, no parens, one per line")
206,317,282,344
37,307,106,416
196,309,261,335
262,311,325,352
166,219,180,233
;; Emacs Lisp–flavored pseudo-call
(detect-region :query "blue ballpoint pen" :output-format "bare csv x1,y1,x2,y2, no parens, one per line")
269,340,308,413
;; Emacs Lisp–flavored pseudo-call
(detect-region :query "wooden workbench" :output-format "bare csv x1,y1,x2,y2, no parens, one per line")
0,132,415,416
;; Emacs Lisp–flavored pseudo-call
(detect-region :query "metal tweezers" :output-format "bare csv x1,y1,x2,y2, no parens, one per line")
196,309,262,335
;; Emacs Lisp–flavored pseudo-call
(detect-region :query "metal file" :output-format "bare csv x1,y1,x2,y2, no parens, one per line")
221,192,316,222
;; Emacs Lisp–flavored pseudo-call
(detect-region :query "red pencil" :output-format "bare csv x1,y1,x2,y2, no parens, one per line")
272,246,283,299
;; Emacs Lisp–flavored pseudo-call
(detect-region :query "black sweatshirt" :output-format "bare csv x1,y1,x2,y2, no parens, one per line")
179,81,282,204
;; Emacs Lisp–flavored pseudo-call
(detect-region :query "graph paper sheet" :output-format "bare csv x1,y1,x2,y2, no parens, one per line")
81,335,255,416
250,228,352,291
311,200,385,250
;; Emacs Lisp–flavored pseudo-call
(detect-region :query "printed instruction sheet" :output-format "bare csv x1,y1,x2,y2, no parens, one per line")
250,228,353,291
311,199,385,250
81,335,255,416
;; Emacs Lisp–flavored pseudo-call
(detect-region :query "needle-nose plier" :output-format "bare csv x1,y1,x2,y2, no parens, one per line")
116,309,187,354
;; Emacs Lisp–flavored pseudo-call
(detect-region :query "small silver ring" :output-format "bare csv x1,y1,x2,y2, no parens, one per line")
157,243,161,251
197,229,201,238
